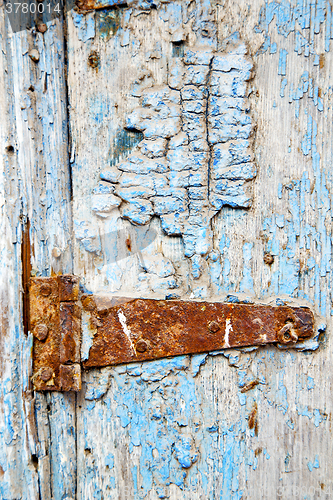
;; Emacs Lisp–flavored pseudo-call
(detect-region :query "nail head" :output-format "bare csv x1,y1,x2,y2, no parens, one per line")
208,320,220,333
40,367,54,382
136,340,148,353
40,283,52,296
34,324,48,341
264,253,274,265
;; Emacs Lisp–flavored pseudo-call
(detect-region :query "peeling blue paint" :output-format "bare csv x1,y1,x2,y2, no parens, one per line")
307,454,320,471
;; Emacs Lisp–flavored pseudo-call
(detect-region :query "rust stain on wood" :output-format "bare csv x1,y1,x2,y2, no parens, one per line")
22,217,31,336
248,402,258,436
240,380,260,393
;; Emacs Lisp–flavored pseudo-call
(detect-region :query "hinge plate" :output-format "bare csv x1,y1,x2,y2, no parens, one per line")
30,276,81,391
30,276,315,391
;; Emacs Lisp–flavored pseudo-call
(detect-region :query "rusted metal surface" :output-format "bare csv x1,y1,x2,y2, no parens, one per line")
76,0,127,13
83,298,314,368
30,276,315,388
30,276,81,391
60,303,81,364
58,274,80,302
59,364,81,392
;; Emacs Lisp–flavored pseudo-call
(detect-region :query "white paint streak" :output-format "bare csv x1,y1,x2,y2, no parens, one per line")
224,318,233,348
118,309,136,355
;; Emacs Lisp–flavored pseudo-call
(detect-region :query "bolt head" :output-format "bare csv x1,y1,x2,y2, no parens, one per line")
40,367,54,382
264,253,274,265
40,283,52,296
208,320,220,333
34,324,48,341
136,340,148,353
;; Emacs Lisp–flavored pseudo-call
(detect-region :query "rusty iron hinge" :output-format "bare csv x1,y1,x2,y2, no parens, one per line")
30,275,315,391
30,276,81,391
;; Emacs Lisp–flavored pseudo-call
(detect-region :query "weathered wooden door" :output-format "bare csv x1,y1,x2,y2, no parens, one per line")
1,0,332,498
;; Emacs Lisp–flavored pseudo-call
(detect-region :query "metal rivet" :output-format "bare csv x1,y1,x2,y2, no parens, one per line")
34,324,48,341
37,23,47,33
40,283,52,296
136,340,148,353
208,321,220,333
29,49,40,63
264,253,274,265
40,367,54,382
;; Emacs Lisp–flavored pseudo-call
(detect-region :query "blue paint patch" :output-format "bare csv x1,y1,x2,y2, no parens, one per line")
307,376,314,390
105,453,115,469
239,242,254,292
72,11,95,42
278,49,288,75
286,419,294,430
190,354,209,376
307,454,319,471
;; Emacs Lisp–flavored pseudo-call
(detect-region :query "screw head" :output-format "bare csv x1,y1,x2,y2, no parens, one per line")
264,253,274,265
40,367,54,382
34,324,48,341
208,320,220,333
40,283,52,296
136,340,148,353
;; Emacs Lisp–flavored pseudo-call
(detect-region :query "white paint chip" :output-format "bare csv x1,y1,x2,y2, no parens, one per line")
224,318,233,348
118,310,136,355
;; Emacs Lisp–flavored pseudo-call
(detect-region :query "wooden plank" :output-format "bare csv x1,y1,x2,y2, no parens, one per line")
0,6,77,499
0,10,40,498
66,0,333,498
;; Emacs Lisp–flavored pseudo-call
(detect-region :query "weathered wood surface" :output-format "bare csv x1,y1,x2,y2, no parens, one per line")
1,0,333,499
0,8,76,500
67,1,333,499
